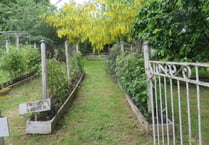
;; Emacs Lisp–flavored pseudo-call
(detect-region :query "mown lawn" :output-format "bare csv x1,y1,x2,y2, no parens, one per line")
1,60,152,145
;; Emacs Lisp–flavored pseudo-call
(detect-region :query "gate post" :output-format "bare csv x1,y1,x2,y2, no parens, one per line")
143,41,151,112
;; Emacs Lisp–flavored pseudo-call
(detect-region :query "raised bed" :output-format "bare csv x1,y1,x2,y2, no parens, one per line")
118,81,173,136
25,72,84,134
0,72,36,89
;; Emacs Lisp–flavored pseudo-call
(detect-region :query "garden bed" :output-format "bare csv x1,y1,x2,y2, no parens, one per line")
0,72,36,89
117,81,173,136
25,72,84,134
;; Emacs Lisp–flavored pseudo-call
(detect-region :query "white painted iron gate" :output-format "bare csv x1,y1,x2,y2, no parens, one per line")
143,42,209,145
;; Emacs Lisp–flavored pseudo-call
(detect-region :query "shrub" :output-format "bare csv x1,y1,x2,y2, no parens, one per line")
0,46,26,80
42,51,83,118
107,44,121,77
70,51,83,82
0,45,40,82
115,52,148,114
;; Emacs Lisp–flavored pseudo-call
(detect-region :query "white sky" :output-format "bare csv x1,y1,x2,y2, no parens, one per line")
50,0,88,8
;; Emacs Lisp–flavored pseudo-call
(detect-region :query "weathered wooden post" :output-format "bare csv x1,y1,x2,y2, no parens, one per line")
5,40,9,53
0,111,9,145
120,41,124,52
65,41,70,84
76,42,79,52
41,40,47,100
34,42,36,48
143,41,151,112
16,35,19,49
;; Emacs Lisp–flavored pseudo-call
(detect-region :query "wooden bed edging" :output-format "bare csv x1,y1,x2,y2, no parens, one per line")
25,72,84,134
117,81,173,136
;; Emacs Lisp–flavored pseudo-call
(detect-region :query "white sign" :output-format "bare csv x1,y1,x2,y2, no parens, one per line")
0,117,9,137
19,98,51,115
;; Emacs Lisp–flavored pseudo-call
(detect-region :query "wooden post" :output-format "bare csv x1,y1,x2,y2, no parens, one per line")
65,41,70,84
120,41,124,52
34,42,36,48
76,43,79,52
41,40,47,100
16,35,19,49
143,41,151,112
5,40,9,53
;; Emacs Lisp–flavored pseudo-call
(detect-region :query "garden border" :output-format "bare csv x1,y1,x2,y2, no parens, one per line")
25,72,84,134
117,81,173,136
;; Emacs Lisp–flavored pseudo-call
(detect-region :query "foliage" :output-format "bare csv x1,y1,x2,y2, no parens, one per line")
70,51,83,81
133,0,209,61
44,0,143,51
115,52,147,114
46,51,83,115
0,45,40,82
108,47,148,114
0,0,61,44
47,59,69,112
107,44,121,77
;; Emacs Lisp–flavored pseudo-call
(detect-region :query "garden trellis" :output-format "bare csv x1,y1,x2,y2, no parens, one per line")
143,42,209,145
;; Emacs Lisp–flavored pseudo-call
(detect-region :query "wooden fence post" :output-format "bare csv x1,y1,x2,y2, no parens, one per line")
5,40,9,53
76,43,79,52
143,41,151,112
16,35,19,49
41,40,47,100
120,41,124,52
65,41,70,84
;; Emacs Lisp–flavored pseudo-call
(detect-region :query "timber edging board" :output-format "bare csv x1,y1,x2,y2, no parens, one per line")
117,80,173,136
0,74,36,89
25,72,84,134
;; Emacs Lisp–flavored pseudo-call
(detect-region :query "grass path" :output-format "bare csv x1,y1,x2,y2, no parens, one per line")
2,60,152,145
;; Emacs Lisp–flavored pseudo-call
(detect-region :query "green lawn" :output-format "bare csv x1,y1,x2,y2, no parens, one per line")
1,60,152,145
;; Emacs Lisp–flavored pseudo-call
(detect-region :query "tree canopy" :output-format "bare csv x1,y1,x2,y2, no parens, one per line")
0,0,59,43
133,0,209,61
44,0,142,51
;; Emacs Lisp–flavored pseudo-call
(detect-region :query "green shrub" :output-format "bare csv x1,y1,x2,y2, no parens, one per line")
115,52,148,114
0,46,26,80
20,45,41,73
43,51,83,118
47,59,69,112
70,51,83,81
0,45,40,82
107,44,121,77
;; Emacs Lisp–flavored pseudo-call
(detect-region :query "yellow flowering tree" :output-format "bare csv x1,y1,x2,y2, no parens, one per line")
44,0,142,52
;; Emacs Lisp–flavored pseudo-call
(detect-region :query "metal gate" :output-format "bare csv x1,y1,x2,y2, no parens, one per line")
143,42,209,145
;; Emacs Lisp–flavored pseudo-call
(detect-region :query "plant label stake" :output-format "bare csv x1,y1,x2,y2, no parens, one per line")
0,111,9,145
19,98,51,115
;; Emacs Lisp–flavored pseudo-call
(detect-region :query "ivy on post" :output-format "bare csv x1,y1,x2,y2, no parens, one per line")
65,41,70,84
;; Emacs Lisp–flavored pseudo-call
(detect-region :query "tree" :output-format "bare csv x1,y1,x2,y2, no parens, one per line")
0,0,60,44
133,0,209,61
44,0,143,52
